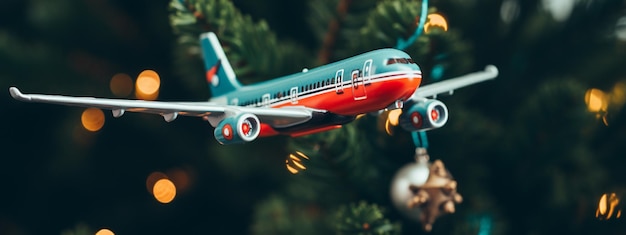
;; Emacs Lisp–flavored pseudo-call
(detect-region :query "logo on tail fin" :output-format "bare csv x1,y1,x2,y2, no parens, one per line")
206,59,222,87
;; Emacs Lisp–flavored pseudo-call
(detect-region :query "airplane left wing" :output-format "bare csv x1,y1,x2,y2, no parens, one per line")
8,87,312,127
410,65,498,100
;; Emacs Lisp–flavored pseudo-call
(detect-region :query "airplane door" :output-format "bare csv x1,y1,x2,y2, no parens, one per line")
363,59,372,86
262,94,270,107
335,69,344,94
351,69,367,100
290,87,298,104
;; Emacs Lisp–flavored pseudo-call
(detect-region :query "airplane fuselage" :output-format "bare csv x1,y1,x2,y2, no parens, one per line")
210,48,422,137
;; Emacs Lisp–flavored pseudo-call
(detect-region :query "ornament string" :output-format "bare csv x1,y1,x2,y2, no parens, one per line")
411,131,429,149
395,0,429,50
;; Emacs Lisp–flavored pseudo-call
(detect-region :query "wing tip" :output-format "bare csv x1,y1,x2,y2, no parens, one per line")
9,87,30,101
484,65,499,78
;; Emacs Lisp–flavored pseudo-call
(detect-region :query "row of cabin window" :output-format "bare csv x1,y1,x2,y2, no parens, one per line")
386,58,416,65
240,69,363,106
299,69,363,93
301,77,335,93
241,89,293,107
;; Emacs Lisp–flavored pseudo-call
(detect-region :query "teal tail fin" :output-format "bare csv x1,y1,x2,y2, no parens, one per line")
200,32,242,97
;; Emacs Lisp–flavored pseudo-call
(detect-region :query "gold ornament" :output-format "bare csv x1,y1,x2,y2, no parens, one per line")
408,157,463,231
390,148,463,232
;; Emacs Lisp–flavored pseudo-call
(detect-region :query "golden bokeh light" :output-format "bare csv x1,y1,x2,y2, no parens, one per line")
81,108,105,132
388,109,402,126
596,193,622,220
135,70,160,100
109,73,133,97
584,88,607,112
153,178,177,203
611,82,626,106
95,228,115,235
146,171,168,194
424,13,448,33
286,151,309,174
167,168,191,192
385,109,403,136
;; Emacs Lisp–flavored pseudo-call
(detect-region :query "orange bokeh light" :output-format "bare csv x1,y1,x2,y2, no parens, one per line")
81,108,105,132
596,193,622,220
95,228,115,235
146,171,168,194
167,168,191,192
585,88,607,112
135,70,160,100
110,73,133,97
424,13,448,33
286,151,309,174
153,178,176,203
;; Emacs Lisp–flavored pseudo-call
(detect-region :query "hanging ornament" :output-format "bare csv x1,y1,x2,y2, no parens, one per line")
390,148,463,231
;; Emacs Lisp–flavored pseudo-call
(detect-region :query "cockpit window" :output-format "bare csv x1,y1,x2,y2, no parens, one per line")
386,58,417,65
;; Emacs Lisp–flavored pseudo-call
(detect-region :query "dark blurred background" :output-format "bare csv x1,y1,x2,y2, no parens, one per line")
1,0,625,234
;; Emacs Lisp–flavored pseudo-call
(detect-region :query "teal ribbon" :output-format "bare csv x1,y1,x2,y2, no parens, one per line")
411,131,429,149
396,0,429,50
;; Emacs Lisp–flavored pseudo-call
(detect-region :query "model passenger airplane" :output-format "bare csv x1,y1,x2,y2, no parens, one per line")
9,32,498,144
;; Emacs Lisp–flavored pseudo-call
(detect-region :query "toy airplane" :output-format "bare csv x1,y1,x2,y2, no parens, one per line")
9,32,498,144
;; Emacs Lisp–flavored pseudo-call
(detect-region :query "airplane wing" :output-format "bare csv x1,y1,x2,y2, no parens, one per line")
410,65,498,99
8,87,312,127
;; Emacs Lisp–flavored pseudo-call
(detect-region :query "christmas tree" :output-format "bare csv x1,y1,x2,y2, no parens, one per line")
1,0,625,234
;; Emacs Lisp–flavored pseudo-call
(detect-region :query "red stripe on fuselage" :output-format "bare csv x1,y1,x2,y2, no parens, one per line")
252,72,421,137
273,73,421,116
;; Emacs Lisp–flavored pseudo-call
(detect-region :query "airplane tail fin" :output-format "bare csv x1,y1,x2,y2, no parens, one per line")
200,32,242,97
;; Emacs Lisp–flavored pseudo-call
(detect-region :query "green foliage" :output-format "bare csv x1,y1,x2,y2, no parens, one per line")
335,201,401,235
169,0,311,93
2,0,625,234
251,195,330,235
60,223,92,235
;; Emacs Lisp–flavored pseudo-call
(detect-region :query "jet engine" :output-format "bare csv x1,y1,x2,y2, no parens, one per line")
399,99,448,132
214,113,261,144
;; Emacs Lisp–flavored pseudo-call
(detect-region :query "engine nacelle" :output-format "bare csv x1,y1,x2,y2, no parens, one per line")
399,99,449,132
214,113,261,144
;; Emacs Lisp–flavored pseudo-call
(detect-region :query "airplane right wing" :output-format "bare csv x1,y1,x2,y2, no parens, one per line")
410,65,498,100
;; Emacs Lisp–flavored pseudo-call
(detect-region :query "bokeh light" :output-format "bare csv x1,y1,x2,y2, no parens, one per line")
388,109,402,126
286,151,309,174
81,108,105,132
135,70,160,100
95,228,114,235
500,0,520,24
615,16,626,41
584,88,607,112
146,171,168,194
153,178,176,203
424,13,448,33
596,193,622,220
109,73,133,97
167,168,191,192
542,0,575,22
385,109,403,136
611,82,626,106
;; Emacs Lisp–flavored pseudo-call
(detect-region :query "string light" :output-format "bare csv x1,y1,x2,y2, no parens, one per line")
109,73,133,97
424,13,448,33
95,228,114,235
153,178,177,203
584,88,607,112
286,151,309,174
611,82,626,106
385,109,403,136
135,70,160,100
81,108,105,132
146,171,168,194
596,193,622,220
167,168,191,192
